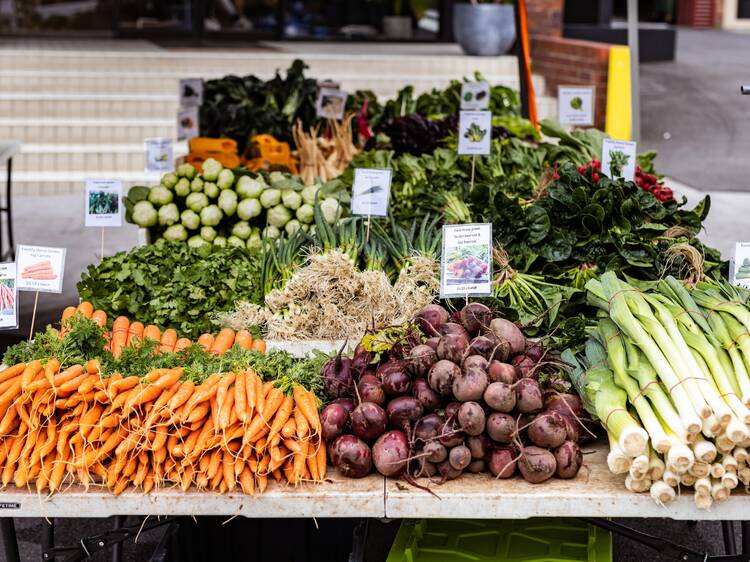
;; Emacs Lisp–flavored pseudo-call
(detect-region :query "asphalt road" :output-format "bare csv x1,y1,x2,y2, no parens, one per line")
641,28,750,191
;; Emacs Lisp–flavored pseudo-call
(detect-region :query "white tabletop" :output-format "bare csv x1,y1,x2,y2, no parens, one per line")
0,140,20,162
0,442,745,520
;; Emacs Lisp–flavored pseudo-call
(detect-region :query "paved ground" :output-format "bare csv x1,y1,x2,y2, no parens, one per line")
641,28,750,191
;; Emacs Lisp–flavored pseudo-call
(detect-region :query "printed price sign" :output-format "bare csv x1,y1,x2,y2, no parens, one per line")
16,245,66,294
558,86,595,126
601,138,636,181
85,179,122,227
177,106,199,141
731,243,750,288
179,78,204,108
460,81,490,110
316,87,347,120
458,111,492,156
440,223,493,298
144,138,173,173
351,168,391,217
0,263,18,329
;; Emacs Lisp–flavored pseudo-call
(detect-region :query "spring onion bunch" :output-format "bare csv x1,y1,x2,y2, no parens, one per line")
570,272,750,509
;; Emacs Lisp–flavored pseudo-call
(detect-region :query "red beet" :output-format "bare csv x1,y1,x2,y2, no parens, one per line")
460,303,492,335
412,378,441,412
457,401,486,436
483,382,516,413
351,343,373,378
428,360,461,396
487,318,525,356
357,375,386,406
438,322,470,341
425,337,441,351
516,378,543,413
423,440,448,463
449,445,472,470
488,360,518,384
438,418,465,448
386,396,424,432
463,355,489,371
467,434,490,459
452,367,488,402
322,355,354,399
320,403,350,442
372,430,409,477
544,392,584,418
518,446,557,483
331,398,355,416
408,344,437,376
330,434,372,478
414,413,443,441
554,441,583,479
436,334,469,364
468,459,485,473
527,411,567,449
415,304,449,335
351,402,388,442
486,412,516,443
524,340,545,362
378,360,412,397
511,354,536,378
488,446,517,478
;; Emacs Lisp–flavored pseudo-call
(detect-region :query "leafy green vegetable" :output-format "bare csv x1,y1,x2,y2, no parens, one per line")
464,122,488,143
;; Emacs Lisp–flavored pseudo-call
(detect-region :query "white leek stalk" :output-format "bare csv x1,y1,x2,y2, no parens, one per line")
649,481,675,506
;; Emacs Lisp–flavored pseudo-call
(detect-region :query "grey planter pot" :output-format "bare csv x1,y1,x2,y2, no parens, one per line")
453,4,516,56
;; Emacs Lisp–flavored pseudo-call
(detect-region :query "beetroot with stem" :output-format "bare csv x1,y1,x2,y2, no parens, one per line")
468,335,502,360
554,441,583,479
438,418,465,448
372,430,410,477
350,343,374,378
444,402,461,420
322,355,354,399
516,378,543,413
511,354,536,378
483,382,516,413
330,434,373,478
439,322,470,341
543,392,584,419
428,360,461,396
331,398,355,416
386,396,424,432
488,446,517,478
378,360,412,397
350,402,388,442
486,412,516,443
460,303,492,335
412,378,441,412
412,457,437,478
487,318,525,356
357,375,386,407
408,345,438,376
437,460,462,481
467,434,490,459
527,411,567,449
488,361,518,384
449,445,472,470
425,337,441,351
415,304,449,336
436,334,469,364
524,340,545,362
414,413,443,441
320,403,350,442
457,401,486,436
423,440,448,463
463,355,489,372
452,367,488,402
518,446,557,483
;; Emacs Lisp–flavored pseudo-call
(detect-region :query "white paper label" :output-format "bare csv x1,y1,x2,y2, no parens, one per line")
460,81,490,110
458,111,492,156
85,179,122,228
440,223,493,298
144,138,173,173
179,78,204,108
316,87,347,120
351,168,392,217
16,245,66,294
601,138,636,181
732,243,750,288
177,106,199,141
0,263,18,329
558,86,595,126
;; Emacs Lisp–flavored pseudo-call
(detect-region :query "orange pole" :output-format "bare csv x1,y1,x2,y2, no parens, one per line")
517,0,538,128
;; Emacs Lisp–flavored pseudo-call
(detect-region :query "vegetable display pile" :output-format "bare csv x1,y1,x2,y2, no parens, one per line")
320,303,589,484
0,304,326,496
125,160,345,247
567,273,750,508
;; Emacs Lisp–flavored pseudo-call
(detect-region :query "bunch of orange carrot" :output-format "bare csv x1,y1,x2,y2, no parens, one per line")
60,302,267,358
0,359,324,495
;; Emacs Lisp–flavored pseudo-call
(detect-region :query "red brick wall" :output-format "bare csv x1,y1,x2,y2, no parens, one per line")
526,0,564,36
530,35,612,130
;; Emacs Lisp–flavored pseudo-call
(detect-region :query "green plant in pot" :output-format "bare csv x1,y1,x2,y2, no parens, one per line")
453,0,516,56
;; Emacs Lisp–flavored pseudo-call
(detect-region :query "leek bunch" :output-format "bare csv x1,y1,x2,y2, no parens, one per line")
571,272,750,509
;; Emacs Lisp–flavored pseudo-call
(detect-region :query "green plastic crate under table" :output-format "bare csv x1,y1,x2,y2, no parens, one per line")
386,518,612,562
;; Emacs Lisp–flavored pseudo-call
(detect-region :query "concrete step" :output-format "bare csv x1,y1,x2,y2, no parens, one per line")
15,144,150,173
11,171,153,197
0,93,177,119
0,117,175,144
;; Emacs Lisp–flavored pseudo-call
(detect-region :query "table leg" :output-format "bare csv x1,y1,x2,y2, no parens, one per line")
41,518,54,554
6,157,13,261
0,518,20,562
742,521,750,555
112,515,125,562
722,521,737,554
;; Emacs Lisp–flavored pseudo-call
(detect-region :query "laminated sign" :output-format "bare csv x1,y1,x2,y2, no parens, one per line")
85,179,122,228
351,168,391,217
179,78,204,108
177,106,199,141
440,223,493,298
458,111,492,156
0,263,18,329
316,87,347,121
732,243,750,289
601,138,636,182
460,81,490,110
144,138,173,173
558,86,595,126
16,245,66,294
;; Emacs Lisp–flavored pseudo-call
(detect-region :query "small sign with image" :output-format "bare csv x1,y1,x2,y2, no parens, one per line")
85,179,122,227
558,86,595,126
440,223,493,298
731,243,750,288
16,245,66,294
460,81,490,110
351,168,392,217
0,263,18,329
144,138,173,173
316,87,348,120
601,138,637,182
458,111,492,156
177,106,199,141
179,78,204,108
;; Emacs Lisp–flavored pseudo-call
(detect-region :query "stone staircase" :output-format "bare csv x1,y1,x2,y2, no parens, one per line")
0,40,556,196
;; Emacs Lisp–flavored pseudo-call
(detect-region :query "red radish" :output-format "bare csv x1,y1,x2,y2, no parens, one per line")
428,360,461,396
459,303,492,335
320,403,350,442
486,412,516,443
463,355,489,371
350,402,388,442
452,367,488,402
412,378,441,412
527,411,567,449
372,430,409,477
457,401,486,436
483,382,516,413
415,304,449,335
449,445,472,470
488,446,517,478
488,361,518,384
487,318,525,356
516,378,543,413
518,446,557,483
554,441,583,479
408,344,437,376
437,334,469,364
386,396,423,432
330,435,372,478
358,375,386,406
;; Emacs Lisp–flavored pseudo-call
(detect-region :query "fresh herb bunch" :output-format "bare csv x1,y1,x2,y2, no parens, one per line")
77,240,263,339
